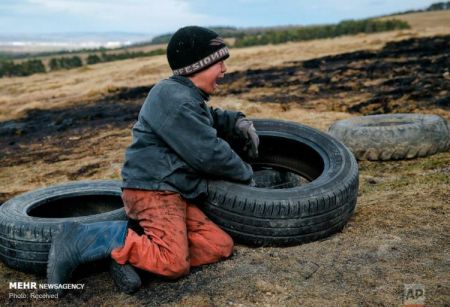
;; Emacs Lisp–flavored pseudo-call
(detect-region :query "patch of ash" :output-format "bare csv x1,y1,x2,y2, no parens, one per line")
217,35,450,114
0,91,146,167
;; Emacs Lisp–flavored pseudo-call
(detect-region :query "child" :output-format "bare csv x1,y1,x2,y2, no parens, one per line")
47,26,259,295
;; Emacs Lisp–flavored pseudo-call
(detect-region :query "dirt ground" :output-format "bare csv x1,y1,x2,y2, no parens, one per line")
0,11,449,307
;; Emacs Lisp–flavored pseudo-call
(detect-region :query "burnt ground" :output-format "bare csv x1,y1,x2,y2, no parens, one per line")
0,35,449,306
1,36,448,154
0,35,448,203
217,35,450,113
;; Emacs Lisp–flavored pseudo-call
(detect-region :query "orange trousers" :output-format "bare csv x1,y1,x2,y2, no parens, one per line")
111,189,234,279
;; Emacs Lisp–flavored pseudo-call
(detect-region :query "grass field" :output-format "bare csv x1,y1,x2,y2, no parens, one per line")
0,10,449,306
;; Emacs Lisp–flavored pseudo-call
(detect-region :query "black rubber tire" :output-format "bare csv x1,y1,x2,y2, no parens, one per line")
0,120,359,271
0,180,126,275
328,113,450,161
203,119,359,246
253,169,303,189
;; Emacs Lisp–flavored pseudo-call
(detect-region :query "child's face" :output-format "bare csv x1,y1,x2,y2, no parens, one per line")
190,61,227,94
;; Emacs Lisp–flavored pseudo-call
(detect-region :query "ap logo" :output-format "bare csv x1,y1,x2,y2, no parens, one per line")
404,284,425,307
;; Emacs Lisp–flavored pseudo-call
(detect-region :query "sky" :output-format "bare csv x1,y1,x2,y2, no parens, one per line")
0,0,442,37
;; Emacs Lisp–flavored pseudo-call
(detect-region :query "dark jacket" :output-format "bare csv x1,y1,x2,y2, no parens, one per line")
121,75,253,200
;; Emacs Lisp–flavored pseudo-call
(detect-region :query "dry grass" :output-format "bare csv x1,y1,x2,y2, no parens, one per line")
383,10,450,32
0,10,449,306
1,11,449,122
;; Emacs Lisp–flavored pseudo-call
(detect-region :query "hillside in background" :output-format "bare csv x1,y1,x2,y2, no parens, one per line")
1,1,449,79
0,7,449,307
0,9,449,122
1,1,449,58
0,18,410,78
384,0,449,15
149,1,450,45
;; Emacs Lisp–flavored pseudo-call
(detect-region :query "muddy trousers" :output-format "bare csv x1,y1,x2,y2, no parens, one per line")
111,189,234,279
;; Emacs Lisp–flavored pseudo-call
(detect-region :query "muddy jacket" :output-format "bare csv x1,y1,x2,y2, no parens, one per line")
121,75,253,200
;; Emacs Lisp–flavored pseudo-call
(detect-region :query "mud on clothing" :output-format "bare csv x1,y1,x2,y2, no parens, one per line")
111,189,234,278
121,75,253,200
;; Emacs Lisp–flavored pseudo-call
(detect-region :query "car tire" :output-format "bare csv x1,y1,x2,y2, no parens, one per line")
328,113,450,160
0,180,126,275
204,119,359,246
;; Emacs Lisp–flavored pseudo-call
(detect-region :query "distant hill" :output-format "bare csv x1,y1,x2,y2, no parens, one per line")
0,17,410,78
384,1,449,16
146,2,450,46
2,1,448,58
1,1,449,78
148,26,274,45
0,32,151,54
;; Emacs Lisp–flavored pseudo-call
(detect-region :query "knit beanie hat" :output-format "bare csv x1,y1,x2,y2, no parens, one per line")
167,26,229,76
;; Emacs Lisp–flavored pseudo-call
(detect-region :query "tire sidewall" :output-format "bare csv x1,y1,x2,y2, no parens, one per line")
0,180,125,226
208,119,357,203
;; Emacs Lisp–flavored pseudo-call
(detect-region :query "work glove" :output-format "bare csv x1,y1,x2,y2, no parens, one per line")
247,178,256,187
235,117,259,158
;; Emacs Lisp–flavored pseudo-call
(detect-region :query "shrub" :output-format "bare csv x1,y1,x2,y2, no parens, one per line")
49,56,83,71
87,54,102,65
0,59,46,77
234,19,410,47
93,49,165,64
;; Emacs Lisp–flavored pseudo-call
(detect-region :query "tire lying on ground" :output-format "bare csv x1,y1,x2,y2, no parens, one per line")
0,119,359,273
253,169,304,189
203,119,359,246
0,180,126,275
328,113,450,161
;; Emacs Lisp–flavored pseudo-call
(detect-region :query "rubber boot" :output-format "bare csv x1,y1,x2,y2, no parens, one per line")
109,260,141,294
109,218,142,294
47,221,128,295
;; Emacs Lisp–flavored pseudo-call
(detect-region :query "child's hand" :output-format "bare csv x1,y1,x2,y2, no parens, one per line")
244,178,256,187
236,118,259,158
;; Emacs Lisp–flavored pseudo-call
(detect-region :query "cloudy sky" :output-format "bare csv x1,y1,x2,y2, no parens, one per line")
0,0,441,36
